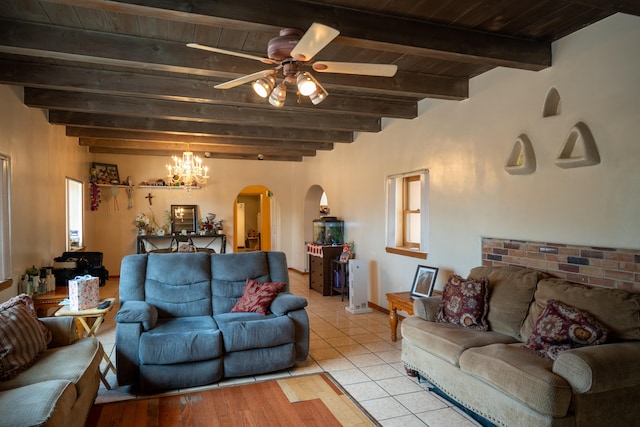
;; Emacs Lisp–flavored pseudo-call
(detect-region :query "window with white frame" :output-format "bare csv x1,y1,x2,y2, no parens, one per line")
386,169,429,258
0,154,11,287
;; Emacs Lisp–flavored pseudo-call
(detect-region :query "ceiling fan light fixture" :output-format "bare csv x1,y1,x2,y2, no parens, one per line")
269,83,287,108
252,74,276,98
309,83,329,105
296,72,317,96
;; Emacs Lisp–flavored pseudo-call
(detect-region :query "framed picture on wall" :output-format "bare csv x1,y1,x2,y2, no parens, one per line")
410,265,439,298
91,162,120,184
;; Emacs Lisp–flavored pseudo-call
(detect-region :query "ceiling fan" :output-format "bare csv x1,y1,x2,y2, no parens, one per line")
187,23,398,107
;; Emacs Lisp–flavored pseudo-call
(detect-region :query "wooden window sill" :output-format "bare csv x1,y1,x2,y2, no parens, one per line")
0,278,13,292
385,247,427,259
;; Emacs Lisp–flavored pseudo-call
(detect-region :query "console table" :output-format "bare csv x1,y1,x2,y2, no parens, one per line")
137,234,227,254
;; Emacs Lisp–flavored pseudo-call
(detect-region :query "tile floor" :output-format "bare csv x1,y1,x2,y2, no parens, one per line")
94,270,480,427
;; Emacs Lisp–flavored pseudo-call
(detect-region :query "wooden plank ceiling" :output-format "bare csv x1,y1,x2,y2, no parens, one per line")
0,0,637,162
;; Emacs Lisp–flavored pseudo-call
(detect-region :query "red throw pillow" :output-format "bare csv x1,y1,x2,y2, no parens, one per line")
231,279,286,315
525,299,608,360
436,275,490,331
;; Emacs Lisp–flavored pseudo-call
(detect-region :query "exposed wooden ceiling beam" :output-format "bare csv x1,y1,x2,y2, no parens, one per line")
0,20,452,99
0,59,423,117
87,145,303,162
24,88,382,133
80,138,317,157
67,127,333,151
48,111,354,143
41,0,552,70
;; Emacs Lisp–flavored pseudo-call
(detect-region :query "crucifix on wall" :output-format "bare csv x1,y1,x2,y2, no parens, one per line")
145,193,154,206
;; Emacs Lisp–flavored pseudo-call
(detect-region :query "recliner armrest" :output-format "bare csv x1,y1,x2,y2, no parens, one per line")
413,296,442,321
270,293,307,316
553,341,640,393
115,300,158,331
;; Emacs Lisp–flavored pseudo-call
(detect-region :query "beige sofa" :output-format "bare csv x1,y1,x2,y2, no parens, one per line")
0,316,103,427
401,266,640,427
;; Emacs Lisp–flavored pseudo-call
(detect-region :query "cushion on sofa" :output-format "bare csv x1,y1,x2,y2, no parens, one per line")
0,337,102,411
145,252,213,318
436,275,489,331
0,301,50,380
401,316,518,366
210,252,278,314
468,266,548,339
459,343,573,417
0,380,76,427
520,278,640,342
215,313,295,352
231,278,286,315
139,316,222,364
525,299,608,360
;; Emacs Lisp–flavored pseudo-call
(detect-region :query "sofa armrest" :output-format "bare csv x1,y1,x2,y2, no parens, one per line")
271,293,308,316
413,296,442,321
115,300,158,331
553,341,640,393
41,316,79,348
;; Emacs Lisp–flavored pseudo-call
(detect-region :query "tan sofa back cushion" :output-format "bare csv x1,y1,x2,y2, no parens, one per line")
469,266,548,339
521,279,640,341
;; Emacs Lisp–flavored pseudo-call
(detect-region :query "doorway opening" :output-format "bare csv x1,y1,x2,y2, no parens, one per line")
234,186,273,252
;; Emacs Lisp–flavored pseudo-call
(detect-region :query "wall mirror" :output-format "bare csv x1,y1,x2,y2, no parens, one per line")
171,205,198,234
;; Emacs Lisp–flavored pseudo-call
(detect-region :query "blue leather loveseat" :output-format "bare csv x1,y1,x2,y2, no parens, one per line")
115,251,309,391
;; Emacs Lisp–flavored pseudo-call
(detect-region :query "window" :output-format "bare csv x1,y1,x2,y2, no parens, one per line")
0,154,11,289
66,178,84,251
386,169,429,259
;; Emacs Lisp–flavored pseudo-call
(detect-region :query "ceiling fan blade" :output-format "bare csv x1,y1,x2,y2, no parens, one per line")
290,23,340,62
187,43,277,65
312,61,398,77
214,69,276,90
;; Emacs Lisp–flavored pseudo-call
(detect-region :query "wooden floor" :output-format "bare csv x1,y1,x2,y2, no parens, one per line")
86,374,376,427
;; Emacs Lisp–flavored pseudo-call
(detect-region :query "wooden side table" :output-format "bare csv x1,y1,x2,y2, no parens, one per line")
55,298,117,389
33,287,69,317
386,292,415,342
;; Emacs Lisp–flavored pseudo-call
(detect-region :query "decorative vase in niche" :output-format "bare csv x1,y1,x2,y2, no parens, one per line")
138,228,146,236
157,229,165,236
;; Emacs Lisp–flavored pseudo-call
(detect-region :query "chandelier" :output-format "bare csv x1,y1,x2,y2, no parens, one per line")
166,145,209,188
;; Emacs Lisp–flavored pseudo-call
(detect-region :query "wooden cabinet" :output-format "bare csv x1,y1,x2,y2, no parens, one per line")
309,245,343,296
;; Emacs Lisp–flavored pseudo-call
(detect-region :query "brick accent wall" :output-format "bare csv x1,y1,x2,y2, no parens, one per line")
481,237,640,292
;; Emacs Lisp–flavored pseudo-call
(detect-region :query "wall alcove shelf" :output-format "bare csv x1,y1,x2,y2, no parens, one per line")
543,87,561,117
504,134,536,175
555,122,600,168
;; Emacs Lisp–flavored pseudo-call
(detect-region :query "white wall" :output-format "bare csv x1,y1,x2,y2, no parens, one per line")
290,13,640,305
0,85,90,302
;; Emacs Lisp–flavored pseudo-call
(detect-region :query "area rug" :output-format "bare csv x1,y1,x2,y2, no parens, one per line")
86,373,378,427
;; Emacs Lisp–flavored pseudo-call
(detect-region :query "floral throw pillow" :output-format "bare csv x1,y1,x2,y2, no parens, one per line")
525,299,608,360
231,279,286,315
436,275,490,331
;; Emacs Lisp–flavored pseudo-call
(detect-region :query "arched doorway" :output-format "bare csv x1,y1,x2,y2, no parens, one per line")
234,185,273,252
302,185,329,271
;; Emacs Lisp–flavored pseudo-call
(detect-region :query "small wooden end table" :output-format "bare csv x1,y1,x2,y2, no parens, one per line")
55,298,117,389
386,292,415,342
33,287,69,317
